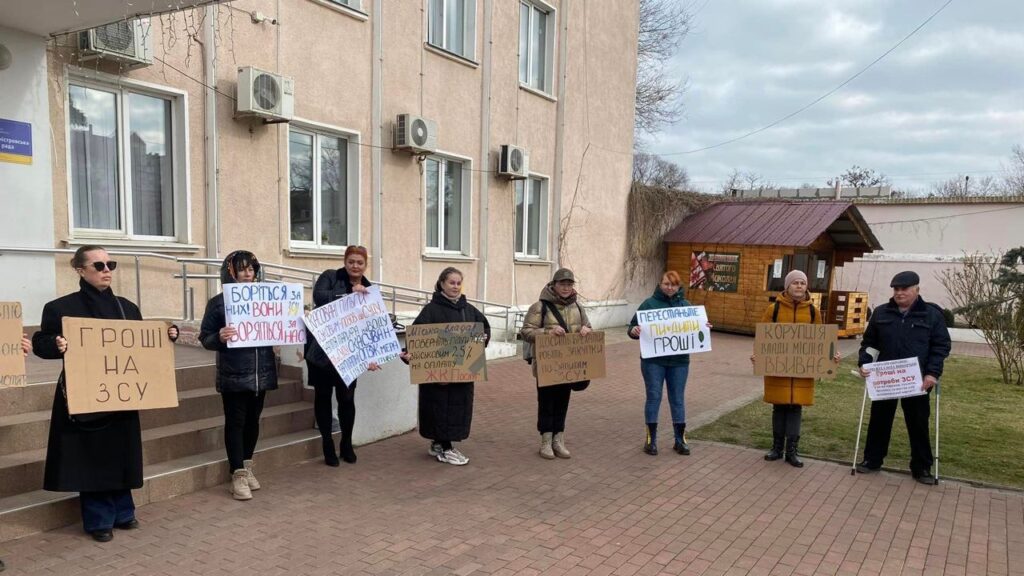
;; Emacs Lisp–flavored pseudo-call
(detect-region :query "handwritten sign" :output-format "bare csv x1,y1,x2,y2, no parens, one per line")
0,302,26,388
62,317,178,414
224,282,306,348
407,322,487,384
304,285,401,385
535,331,606,387
753,323,838,379
637,305,711,359
865,357,926,401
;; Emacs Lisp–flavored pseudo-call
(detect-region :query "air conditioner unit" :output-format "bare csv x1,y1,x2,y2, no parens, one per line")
393,114,438,155
498,144,529,179
78,19,152,67
236,66,295,122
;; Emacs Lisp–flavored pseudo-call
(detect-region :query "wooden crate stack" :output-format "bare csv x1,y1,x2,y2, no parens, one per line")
828,291,868,338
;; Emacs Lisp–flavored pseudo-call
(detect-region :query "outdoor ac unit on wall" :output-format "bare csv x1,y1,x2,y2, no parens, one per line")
78,19,153,67
498,144,529,179
236,66,295,122
393,114,438,155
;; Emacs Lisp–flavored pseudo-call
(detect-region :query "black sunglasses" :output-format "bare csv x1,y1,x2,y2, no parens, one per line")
86,261,118,272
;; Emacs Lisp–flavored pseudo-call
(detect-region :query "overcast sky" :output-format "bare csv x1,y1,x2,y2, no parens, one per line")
643,0,1024,194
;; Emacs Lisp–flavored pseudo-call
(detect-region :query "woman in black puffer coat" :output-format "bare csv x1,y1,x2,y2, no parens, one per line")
401,267,490,466
199,251,278,500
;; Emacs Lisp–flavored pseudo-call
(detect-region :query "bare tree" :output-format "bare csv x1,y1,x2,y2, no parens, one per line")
827,165,890,188
930,174,1000,198
1002,145,1024,196
718,169,775,194
635,0,691,137
632,152,690,190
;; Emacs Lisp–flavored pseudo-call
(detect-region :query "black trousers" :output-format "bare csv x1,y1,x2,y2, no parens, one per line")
309,364,357,445
863,392,933,474
221,390,267,472
536,383,572,434
771,404,802,437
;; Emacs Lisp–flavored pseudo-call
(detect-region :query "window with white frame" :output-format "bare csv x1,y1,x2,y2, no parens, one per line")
427,0,477,61
425,156,470,253
514,176,547,258
288,128,355,249
519,1,555,93
326,0,360,10
68,81,184,239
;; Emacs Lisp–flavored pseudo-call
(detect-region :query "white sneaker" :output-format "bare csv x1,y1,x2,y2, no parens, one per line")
428,442,442,457
449,447,469,464
436,449,469,466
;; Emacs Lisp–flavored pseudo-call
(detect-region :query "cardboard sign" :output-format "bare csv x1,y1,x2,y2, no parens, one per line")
223,282,306,348
864,357,927,401
0,302,26,388
753,322,838,379
304,285,401,385
62,317,178,414
407,322,487,384
637,305,712,359
535,331,606,387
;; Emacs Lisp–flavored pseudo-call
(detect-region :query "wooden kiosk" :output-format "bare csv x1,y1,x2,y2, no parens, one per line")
664,200,882,335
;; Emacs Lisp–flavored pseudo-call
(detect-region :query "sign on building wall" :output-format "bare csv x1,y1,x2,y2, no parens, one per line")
223,282,306,348
0,119,32,165
0,302,26,388
690,251,740,292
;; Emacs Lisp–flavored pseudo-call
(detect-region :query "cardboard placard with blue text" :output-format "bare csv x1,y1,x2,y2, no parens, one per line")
636,305,712,359
753,323,838,379
0,302,27,388
535,331,605,387
61,317,178,414
223,282,306,348
407,322,488,384
303,285,401,385
865,357,926,401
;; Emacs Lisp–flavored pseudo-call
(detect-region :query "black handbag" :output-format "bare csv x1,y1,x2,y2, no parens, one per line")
59,372,113,429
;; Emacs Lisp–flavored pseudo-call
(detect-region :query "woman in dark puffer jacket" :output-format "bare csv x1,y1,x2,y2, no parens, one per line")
199,251,278,500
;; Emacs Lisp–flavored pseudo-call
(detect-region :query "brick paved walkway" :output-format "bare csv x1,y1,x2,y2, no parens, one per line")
2,333,1021,575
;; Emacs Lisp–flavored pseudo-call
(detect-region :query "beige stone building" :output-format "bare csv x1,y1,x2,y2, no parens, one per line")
1,0,640,327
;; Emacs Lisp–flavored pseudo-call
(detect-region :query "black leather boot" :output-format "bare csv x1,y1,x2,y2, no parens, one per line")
643,423,658,455
673,423,690,455
784,436,804,468
322,436,340,467
764,435,784,461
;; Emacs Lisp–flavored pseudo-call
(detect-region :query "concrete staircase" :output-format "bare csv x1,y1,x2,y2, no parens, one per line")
0,348,321,543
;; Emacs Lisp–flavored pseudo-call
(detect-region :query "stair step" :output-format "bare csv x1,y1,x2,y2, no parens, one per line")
0,400,314,499
0,429,325,543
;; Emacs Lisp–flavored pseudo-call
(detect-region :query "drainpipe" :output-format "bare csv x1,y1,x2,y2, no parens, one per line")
550,0,570,268
477,0,493,299
203,4,220,260
371,0,384,280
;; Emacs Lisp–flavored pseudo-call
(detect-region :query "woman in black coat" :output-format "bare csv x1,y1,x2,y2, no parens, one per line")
304,245,381,466
400,267,490,466
198,251,278,501
32,246,178,542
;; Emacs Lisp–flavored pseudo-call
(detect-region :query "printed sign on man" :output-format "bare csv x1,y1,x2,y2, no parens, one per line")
223,282,306,348
864,357,926,401
304,285,401,385
62,317,178,414
535,331,606,387
753,323,839,379
407,322,487,384
0,302,26,388
636,305,712,359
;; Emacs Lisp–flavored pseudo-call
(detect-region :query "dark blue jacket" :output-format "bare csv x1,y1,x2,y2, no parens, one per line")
858,296,951,379
198,258,279,394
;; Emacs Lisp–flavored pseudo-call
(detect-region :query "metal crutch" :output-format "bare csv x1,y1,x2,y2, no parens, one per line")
934,380,941,484
851,385,868,475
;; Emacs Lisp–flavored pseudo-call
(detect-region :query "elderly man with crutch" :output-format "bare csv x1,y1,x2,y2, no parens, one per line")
854,271,951,485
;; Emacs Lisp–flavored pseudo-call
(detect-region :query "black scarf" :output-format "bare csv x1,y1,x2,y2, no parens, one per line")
77,278,126,320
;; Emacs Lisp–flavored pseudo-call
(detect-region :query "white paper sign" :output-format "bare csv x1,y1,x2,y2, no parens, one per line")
636,305,712,359
864,357,926,401
816,260,827,279
773,259,783,278
304,285,401,385
224,282,306,348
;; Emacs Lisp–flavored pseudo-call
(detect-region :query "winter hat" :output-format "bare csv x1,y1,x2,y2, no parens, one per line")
784,270,808,291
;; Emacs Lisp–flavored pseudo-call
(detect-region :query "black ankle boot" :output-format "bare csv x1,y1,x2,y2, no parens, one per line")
643,423,658,455
340,436,357,464
764,435,784,461
673,423,690,455
322,437,340,467
784,436,803,468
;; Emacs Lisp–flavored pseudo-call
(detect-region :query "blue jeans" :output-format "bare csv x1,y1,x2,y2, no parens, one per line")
641,361,689,425
80,490,135,532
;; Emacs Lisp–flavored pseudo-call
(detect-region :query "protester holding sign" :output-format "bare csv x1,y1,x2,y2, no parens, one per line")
753,270,838,468
32,246,179,542
628,271,709,456
520,268,592,460
304,245,380,466
198,251,279,500
399,268,490,466
856,271,951,485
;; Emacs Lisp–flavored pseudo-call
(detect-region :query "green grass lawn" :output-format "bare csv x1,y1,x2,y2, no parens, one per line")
691,356,1024,489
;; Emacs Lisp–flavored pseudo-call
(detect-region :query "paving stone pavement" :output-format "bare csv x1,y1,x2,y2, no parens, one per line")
1,332,1021,575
